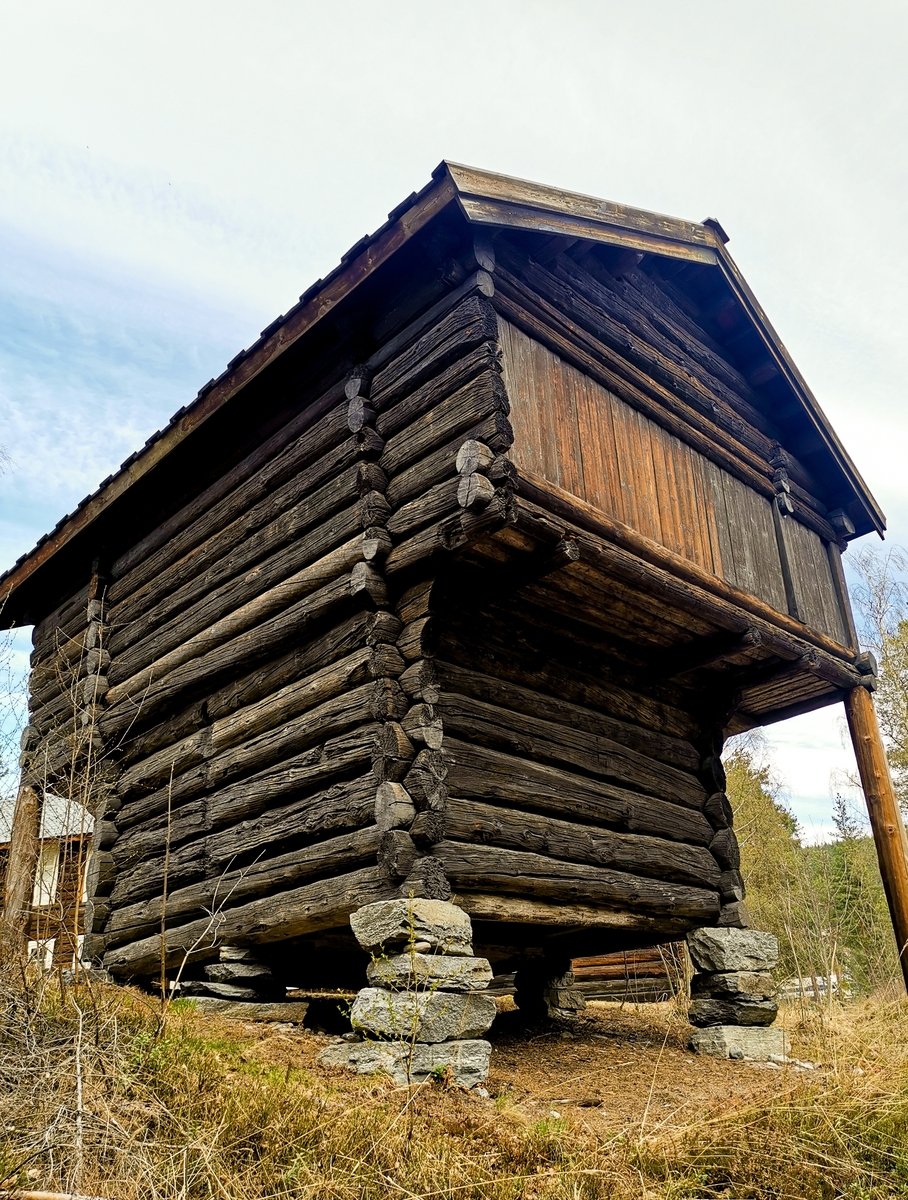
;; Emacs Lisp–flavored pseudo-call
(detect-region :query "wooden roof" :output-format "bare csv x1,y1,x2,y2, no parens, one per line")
0,162,884,628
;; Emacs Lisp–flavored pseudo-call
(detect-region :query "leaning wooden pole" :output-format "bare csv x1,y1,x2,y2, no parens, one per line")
0,782,41,950
844,685,908,992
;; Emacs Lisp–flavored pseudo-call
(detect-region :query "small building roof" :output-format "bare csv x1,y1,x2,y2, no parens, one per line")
0,162,884,628
0,792,94,844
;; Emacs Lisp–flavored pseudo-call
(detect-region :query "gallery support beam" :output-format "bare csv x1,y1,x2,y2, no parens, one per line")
844,685,908,992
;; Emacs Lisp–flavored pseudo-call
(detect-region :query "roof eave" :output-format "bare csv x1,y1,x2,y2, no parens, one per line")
0,170,461,623
711,241,885,537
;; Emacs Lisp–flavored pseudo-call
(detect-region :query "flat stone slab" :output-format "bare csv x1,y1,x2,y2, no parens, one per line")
689,1025,790,1061
351,987,497,1042
190,999,310,1022
688,997,779,1027
691,970,775,997
367,952,492,992
319,1038,491,1087
350,899,473,954
688,928,778,973
182,981,265,1001
205,962,274,984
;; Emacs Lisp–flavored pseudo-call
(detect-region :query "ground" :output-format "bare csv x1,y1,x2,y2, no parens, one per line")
211,998,818,1133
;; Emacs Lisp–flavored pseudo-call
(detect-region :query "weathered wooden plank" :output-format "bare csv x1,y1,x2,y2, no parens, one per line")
551,252,794,469
437,690,704,807
103,866,396,975
445,797,719,886
780,515,847,644
443,736,715,845
433,840,719,918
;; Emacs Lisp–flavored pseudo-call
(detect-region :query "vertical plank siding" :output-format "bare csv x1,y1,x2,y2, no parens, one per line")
499,318,844,644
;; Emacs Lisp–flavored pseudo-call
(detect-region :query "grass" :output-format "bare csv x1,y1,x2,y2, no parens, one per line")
3,956,908,1200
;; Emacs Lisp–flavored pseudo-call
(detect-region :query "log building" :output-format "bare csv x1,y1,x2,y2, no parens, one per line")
2,163,902,992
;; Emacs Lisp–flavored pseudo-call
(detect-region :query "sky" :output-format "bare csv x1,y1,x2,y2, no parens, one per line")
1,0,906,836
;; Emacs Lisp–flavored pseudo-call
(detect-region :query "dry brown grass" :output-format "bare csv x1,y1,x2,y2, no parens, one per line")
3,955,908,1200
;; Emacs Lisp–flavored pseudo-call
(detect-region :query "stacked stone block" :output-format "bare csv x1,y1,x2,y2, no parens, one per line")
182,945,282,1002
319,898,496,1087
687,927,790,1060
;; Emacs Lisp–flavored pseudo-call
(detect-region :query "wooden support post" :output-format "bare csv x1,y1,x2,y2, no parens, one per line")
1,782,41,947
844,685,908,991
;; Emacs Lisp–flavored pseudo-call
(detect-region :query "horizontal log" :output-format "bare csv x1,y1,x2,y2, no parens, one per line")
445,796,719,887
386,477,459,538
434,661,698,770
33,583,91,651
109,477,364,677
109,442,364,649
103,825,382,948
111,609,375,761
433,840,719,919
104,561,372,721
396,578,435,626
379,372,509,479
572,962,673,980
117,682,383,824
384,512,467,575
436,583,699,735
116,724,379,842
371,293,498,412
437,690,704,808
103,866,396,976
117,646,379,797
454,893,700,937
107,381,348,597
399,659,441,703
376,340,500,441
443,736,714,845
527,559,713,649
110,773,376,908
385,412,515,510
573,950,679,968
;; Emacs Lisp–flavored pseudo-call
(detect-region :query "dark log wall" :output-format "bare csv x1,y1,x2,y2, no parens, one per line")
422,581,730,941
36,279,513,980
